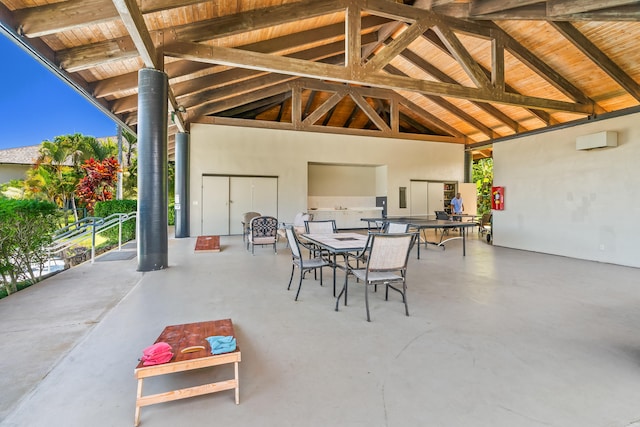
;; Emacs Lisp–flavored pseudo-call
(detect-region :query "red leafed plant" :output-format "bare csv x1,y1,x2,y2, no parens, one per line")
75,157,120,213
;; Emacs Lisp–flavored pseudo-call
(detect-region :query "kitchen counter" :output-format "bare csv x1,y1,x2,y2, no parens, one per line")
308,207,382,229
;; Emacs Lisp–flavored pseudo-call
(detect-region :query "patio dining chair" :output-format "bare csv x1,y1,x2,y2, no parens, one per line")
285,227,330,301
303,219,338,261
247,215,278,254
241,211,261,242
340,232,417,322
277,212,312,248
383,222,410,233
304,219,337,234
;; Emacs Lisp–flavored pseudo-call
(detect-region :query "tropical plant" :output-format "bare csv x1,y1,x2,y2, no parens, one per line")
472,157,493,215
121,129,138,199
0,199,59,295
79,136,118,162
34,134,87,220
75,157,120,213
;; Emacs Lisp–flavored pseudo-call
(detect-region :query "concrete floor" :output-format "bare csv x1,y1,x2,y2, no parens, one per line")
1,230,640,427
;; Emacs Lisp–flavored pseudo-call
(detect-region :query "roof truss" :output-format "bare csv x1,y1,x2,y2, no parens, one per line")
1,0,639,156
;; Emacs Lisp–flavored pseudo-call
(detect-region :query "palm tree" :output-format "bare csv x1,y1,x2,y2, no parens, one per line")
36,134,85,221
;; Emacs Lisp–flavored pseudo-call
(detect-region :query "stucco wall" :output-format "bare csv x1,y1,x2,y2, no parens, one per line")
189,124,464,236
0,164,29,185
493,112,640,268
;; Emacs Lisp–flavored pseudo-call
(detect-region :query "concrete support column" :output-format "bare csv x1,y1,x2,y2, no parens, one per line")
137,68,168,271
464,150,473,183
174,132,190,238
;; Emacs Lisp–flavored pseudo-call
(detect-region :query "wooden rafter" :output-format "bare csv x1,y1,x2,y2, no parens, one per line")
112,0,185,132
549,21,640,102
164,40,595,114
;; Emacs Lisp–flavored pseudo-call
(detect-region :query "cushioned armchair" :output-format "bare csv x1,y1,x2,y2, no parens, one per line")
241,211,261,242
247,216,278,254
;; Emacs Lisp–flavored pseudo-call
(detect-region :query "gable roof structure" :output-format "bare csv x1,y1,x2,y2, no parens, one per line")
0,145,41,165
1,0,639,160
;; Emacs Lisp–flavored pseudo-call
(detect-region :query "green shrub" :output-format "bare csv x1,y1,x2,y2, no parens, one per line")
0,199,59,295
94,199,137,244
168,201,175,226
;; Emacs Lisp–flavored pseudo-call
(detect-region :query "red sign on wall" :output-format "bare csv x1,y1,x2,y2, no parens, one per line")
491,186,505,210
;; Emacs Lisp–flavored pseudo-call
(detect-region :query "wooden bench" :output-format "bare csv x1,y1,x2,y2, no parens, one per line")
134,319,241,426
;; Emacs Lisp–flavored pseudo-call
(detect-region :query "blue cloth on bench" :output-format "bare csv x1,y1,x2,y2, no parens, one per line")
206,335,237,355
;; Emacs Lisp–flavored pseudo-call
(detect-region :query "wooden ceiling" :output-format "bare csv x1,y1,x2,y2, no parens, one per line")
1,0,639,159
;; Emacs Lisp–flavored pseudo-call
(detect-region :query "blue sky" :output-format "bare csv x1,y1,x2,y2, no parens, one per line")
0,34,117,151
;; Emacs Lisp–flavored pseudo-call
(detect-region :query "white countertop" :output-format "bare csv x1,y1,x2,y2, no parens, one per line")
308,207,383,211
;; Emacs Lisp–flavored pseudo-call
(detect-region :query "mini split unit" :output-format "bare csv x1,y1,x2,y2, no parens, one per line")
576,131,618,150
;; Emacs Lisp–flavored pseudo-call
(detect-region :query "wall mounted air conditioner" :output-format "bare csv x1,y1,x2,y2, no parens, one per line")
576,131,617,150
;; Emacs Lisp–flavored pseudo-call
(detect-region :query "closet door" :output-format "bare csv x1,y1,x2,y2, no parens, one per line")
427,182,444,214
410,181,428,216
229,177,278,235
202,176,230,235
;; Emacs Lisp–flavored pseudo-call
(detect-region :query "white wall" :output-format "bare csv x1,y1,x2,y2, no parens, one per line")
189,124,464,236
308,164,376,196
494,111,640,268
0,164,29,184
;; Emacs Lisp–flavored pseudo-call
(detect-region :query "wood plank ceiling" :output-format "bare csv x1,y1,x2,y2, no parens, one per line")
1,0,639,160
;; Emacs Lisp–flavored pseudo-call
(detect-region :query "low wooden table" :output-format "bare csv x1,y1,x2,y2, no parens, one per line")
134,319,241,426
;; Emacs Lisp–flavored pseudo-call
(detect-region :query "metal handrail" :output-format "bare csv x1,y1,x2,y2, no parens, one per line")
48,211,137,264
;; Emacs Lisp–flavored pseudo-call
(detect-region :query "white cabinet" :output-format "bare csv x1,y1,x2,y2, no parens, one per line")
308,209,381,229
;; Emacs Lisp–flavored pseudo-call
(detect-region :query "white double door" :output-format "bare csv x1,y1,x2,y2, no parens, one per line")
410,181,444,216
202,176,278,235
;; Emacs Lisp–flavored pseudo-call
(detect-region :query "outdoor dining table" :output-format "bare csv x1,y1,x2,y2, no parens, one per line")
300,232,369,300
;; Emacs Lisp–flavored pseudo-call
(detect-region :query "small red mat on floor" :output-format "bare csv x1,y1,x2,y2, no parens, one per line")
195,235,220,252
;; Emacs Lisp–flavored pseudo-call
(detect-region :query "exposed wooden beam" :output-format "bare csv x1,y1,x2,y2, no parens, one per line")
364,14,433,72
435,1,640,20
291,84,302,126
57,36,138,72
304,90,348,126
349,90,390,131
432,21,490,89
168,0,347,43
346,0,362,70
16,0,344,39
112,40,351,113
197,114,464,143
190,82,293,118
76,15,386,85
426,95,496,138
363,0,423,22
469,0,542,15
491,31,505,92
482,22,602,111
217,93,292,118
15,0,118,38
112,0,157,68
384,63,497,137
397,96,467,138
549,20,640,102
112,0,185,132
180,74,297,114
547,0,640,16
164,41,596,114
